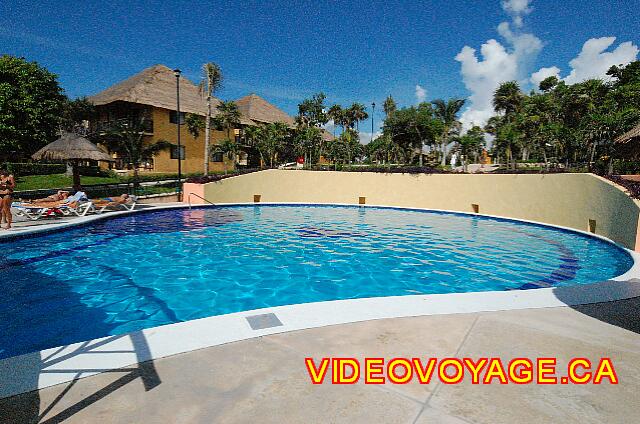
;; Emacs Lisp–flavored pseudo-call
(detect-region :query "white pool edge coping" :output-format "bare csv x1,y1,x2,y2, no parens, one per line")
1,202,640,399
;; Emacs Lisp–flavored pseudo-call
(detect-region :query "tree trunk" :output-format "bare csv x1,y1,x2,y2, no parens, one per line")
589,143,597,168
204,96,211,176
440,126,449,167
133,166,140,192
71,160,81,192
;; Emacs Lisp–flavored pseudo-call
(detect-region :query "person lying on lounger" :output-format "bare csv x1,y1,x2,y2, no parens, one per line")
92,194,135,211
99,194,130,204
30,191,69,203
28,190,88,209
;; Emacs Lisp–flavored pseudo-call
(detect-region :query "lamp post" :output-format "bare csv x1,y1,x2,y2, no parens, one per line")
371,102,376,143
174,68,182,201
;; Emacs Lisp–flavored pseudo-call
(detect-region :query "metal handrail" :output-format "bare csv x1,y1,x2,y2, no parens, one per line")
187,192,216,209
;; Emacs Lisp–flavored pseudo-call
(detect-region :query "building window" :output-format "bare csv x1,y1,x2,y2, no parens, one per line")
169,111,186,125
171,145,185,160
211,152,224,162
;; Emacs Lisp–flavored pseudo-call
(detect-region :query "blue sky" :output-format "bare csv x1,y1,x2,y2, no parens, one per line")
1,0,639,137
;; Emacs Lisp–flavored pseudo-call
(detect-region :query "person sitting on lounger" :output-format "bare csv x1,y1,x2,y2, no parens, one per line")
61,190,88,205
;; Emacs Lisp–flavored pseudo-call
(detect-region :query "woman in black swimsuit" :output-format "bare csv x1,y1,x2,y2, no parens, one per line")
0,169,15,230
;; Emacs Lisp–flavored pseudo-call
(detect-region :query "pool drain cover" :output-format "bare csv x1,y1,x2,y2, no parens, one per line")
246,313,283,330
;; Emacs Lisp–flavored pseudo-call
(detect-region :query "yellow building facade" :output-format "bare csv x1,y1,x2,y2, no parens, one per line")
89,64,313,174
149,106,233,174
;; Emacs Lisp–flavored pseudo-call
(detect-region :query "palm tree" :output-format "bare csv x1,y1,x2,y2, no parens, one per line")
493,81,523,116
214,138,240,175
294,126,322,166
383,95,397,117
348,103,369,131
214,101,241,140
493,81,524,169
198,62,223,176
254,122,289,167
102,118,172,190
327,104,343,137
431,98,466,166
456,126,485,172
243,125,266,166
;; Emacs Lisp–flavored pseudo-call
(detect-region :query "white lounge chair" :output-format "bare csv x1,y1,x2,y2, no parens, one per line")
11,202,56,220
12,200,93,220
90,195,137,214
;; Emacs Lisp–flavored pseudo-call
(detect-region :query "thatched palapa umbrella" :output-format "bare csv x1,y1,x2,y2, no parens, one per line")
32,132,114,191
614,124,640,161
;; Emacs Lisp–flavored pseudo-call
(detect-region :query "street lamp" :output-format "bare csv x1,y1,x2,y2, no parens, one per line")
371,102,376,143
174,68,182,201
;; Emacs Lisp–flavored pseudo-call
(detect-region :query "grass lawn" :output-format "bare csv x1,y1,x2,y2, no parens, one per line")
15,171,214,191
16,174,122,191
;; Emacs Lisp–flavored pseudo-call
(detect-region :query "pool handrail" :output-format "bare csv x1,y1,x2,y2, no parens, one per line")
187,192,216,209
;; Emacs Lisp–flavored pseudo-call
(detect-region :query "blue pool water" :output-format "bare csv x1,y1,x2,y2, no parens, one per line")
0,205,633,359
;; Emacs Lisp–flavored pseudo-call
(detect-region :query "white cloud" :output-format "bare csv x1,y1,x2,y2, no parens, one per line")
501,0,532,16
455,2,542,130
497,22,542,57
530,66,560,88
530,37,638,87
359,130,382,144
456,40,519,129
564,37,638,84
501,0,532,28
415,84,427,103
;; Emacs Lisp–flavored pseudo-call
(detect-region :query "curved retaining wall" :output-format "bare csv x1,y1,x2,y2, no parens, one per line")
183,170,640,250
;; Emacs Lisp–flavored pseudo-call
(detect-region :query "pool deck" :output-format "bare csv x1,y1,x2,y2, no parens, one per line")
1,297,639,423
2,202,181,236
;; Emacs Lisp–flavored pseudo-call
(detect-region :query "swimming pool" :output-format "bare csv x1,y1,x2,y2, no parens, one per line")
0,205,633,359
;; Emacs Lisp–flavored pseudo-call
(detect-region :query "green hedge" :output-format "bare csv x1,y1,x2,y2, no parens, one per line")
613,160,640,175
2,162,66,176
1,163,111,177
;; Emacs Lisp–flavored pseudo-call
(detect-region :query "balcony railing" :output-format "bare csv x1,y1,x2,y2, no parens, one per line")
95,118,154,134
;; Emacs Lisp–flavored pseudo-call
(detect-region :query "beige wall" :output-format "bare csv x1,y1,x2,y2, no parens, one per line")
198,170,640,249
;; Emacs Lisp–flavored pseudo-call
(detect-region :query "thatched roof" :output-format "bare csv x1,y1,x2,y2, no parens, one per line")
616,124,640,144
321,129,335,142
233,94,334,142
235,94,295,126
88,64,218,116
87,66,335,139
32,133,114,162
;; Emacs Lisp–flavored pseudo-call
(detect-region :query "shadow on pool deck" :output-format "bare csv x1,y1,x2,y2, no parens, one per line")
553,278,640,334
0,333,161,424
0,265,162,423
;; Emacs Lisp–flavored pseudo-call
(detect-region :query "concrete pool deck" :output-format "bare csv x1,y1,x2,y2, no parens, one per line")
1,297,639,423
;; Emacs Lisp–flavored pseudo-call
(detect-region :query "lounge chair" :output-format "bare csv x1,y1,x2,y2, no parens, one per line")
11,202,60,220
11,197,93,220
90,194,137,214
